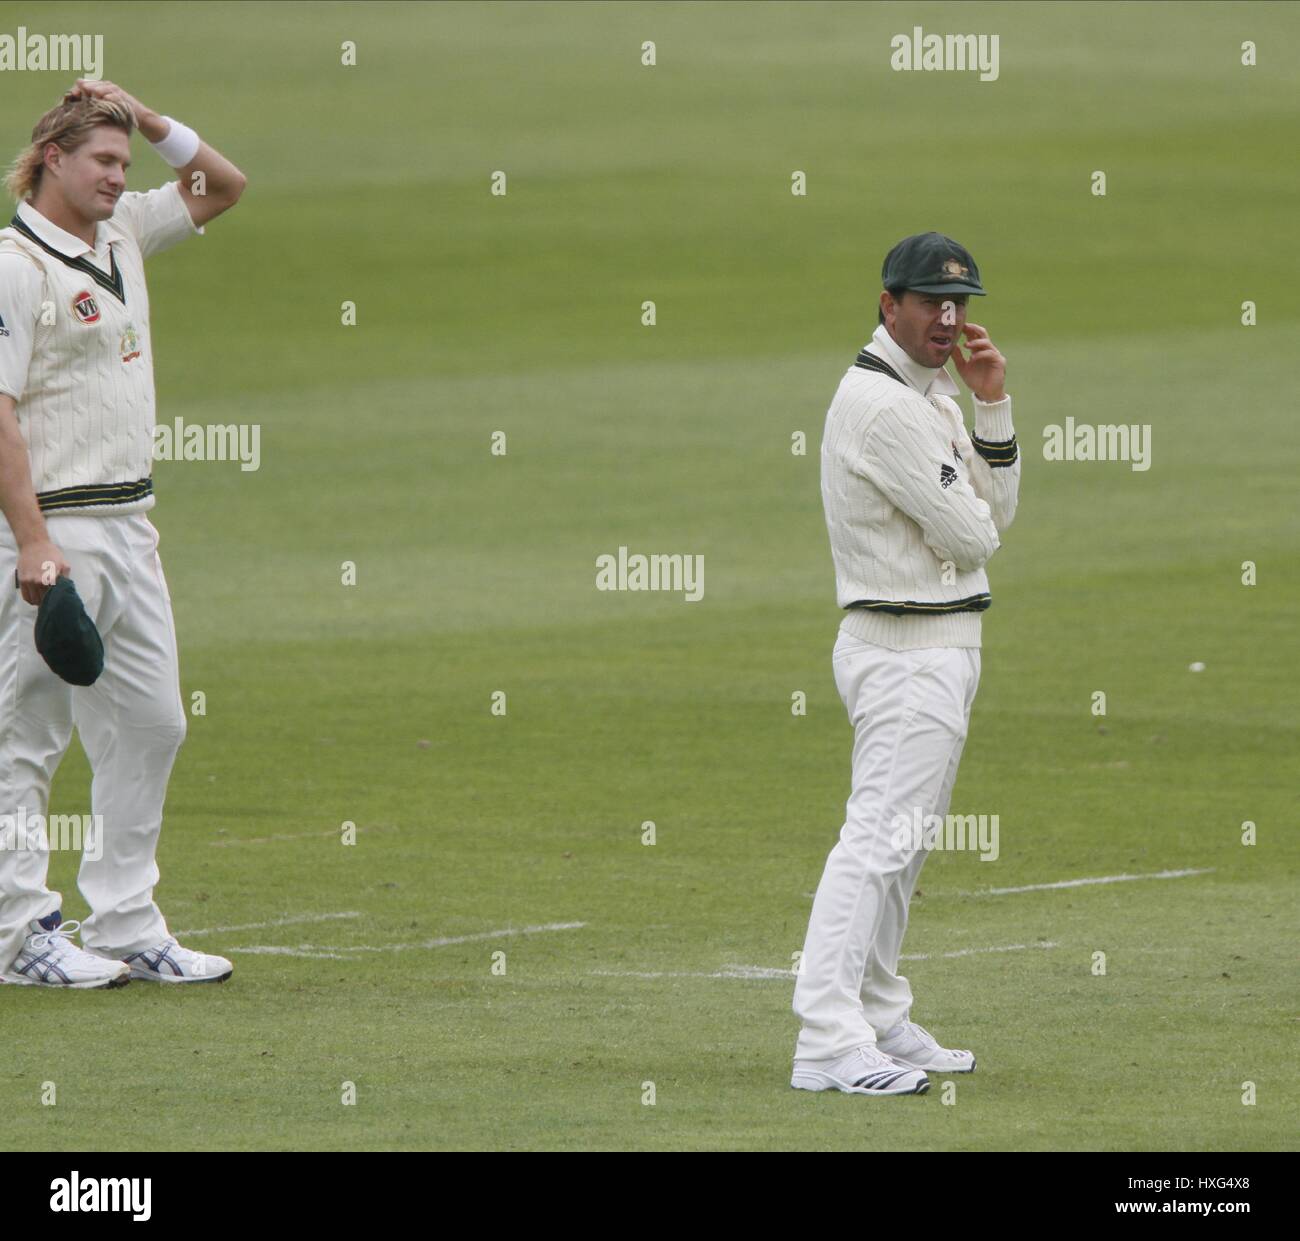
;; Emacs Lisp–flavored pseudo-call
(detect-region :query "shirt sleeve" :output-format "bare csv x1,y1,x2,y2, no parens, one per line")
111,181,204,259
857,399,1001,574
0,252,43,401
964,393,1021,532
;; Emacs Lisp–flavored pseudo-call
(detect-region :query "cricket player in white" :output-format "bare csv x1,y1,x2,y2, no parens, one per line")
0,82,246,987
792,233,1021,1094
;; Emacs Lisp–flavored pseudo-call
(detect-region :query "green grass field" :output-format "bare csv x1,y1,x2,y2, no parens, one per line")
1,0,1296,1150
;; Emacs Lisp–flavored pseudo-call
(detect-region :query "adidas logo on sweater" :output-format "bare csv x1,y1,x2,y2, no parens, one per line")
939,462,957,489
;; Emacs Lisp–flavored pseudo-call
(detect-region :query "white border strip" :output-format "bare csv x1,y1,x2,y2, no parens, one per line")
231,920,588,959
176,911,362,938
590,942,1059,981
210,826,398,848
805,867,1216,903
961,868,1213,897
235,945,348,960
902,941,1058,961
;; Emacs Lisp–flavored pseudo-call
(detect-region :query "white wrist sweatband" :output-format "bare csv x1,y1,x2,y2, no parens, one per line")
150,116,200,168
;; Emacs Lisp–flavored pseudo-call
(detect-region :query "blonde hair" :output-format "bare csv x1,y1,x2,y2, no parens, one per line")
4,97,134,203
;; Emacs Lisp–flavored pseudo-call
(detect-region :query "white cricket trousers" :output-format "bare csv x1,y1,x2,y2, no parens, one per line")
793,629,980,1062
0,512,185,973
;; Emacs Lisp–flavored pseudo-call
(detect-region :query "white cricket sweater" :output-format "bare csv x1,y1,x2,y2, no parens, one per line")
821,323,1021,650
0,183,203,515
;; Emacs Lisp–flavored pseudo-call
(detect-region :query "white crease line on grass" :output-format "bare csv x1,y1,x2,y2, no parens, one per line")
902,941,1058,961
235,945,348,960
804,867,1215,903
231,920,588,959
960,868,1214,897
590,942,1059,981
176,911,362,938
210,826,398,847
589,967,788,981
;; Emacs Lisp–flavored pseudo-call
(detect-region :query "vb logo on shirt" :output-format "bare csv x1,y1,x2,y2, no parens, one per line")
71,290,100,324
0,312,8,338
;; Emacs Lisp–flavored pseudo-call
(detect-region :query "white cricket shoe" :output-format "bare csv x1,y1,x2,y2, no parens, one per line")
117,937,233,984
0,914,129,989
791,1043,930,1095
877,1019,975,1073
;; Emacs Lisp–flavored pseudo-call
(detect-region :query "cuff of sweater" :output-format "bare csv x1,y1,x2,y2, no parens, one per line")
972,392,1014,443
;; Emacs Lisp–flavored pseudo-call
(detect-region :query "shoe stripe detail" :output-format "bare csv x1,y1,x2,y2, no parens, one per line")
851,1071,910,1090
17,950,71,984
126,945,185,975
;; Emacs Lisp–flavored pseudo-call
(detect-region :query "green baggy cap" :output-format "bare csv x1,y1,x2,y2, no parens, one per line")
882,232,986,296
34,576,104,686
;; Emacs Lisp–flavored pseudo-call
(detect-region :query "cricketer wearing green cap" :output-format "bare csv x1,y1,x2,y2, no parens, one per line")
877,231,990,376
790,230,1022,1096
